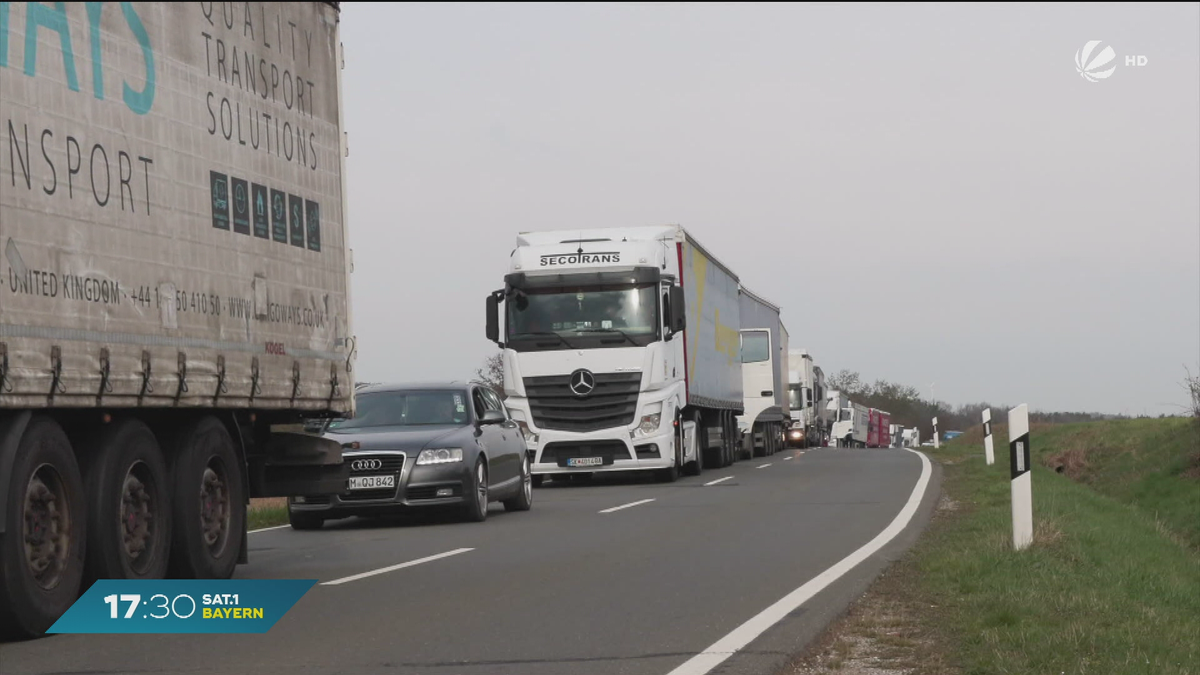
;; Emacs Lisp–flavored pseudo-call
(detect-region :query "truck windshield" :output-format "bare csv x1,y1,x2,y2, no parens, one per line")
841,407,853,422
506,283,659,350
325,390,471,430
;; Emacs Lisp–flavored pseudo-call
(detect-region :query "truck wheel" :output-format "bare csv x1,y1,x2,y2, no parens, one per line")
0,416,87,639
83,419,171,583
169,417,244,579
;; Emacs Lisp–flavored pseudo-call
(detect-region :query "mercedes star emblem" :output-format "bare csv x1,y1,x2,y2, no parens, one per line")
569,369,596,397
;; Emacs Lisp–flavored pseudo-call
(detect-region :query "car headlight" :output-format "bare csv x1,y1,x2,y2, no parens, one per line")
416,448,463,465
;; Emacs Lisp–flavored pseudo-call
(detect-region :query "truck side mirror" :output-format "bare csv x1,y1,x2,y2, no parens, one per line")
669,286,686,334
486,291,502,345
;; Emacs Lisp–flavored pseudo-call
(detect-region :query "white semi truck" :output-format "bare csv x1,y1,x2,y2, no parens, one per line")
0,1,353,637
737,287,789,458
786,349,827,448
485,225,745,483
829,394,870,448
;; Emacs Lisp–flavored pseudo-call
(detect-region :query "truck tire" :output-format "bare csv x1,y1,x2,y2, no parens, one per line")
657,423,681,483
0,416,87,639
83,419,171,582
168,417,244,579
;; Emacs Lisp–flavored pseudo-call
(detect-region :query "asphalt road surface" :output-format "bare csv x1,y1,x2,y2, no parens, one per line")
0,447,939,675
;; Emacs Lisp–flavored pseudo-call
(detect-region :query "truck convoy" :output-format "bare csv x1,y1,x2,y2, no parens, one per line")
0,1,353,637
485,224,794,483
737,287,789,458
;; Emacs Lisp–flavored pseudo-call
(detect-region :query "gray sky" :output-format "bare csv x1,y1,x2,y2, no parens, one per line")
340,3,1199,416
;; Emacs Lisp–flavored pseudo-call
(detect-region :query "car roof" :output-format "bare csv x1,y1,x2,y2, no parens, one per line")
355,380,485,395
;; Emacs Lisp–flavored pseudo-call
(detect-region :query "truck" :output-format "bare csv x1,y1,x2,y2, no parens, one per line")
485,225,745,484
737,286,789,458
785,349,827,448
830,397,870,448
0,1,352,638
901,427,920,447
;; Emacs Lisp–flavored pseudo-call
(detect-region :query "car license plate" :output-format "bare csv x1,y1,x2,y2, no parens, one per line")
347,475,395,490
567,457,603,467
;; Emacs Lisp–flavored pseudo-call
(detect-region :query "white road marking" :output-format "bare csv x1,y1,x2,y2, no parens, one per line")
756,463,772,469
704,476,733,486
665,448,933,675
599,498,656,514
320,548,475,586
248,524,291,534
783,457,793,461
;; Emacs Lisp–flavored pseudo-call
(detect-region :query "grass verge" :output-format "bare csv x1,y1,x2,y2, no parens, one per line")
784,418,1200,675
247,497,289,531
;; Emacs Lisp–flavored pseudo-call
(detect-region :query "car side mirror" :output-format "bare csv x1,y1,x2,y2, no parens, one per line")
479,410,505,426
669,286,686,334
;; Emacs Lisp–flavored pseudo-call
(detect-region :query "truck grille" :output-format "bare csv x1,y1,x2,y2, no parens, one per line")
524,372,641,432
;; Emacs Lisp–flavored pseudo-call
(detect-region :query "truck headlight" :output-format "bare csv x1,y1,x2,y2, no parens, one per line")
417,448,463,465
790,430,802,439
638,413,661,436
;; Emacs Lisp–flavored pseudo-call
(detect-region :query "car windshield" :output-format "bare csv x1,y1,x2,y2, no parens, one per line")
507,283,658,338
326,390,471,430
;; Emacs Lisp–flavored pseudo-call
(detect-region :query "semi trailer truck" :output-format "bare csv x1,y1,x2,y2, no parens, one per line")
737,287,789,458
830,398,870,448
0,1,353,637
485,225,745,483
786,350,827,448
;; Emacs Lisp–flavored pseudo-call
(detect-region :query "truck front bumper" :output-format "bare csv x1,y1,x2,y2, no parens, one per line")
529,428,677,475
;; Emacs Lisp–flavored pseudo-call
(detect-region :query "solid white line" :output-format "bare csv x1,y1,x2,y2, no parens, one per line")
756,463,772,469
599,498,656,514
248,524,291,534
704,476,733,486
664,448,932,675
320,548,475,586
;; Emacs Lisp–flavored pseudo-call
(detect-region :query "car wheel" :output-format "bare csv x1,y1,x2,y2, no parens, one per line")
503,455,533,512
462,458,488,523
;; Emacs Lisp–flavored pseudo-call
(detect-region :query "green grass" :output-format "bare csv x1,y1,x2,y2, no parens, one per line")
907,418,1200,675
247,497,289,531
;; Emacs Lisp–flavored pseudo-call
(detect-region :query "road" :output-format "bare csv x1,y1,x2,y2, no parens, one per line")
0,447,938,675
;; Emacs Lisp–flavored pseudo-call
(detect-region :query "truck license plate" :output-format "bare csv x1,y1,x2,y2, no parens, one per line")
567,457,603,467
348,475,395,490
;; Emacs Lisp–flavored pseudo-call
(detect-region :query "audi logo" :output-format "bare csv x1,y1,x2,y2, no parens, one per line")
351,459,383,471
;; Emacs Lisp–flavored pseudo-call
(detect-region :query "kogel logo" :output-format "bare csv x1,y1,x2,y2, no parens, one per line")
539,252,621,267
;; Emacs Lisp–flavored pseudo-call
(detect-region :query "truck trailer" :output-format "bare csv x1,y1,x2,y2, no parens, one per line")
737,286,789,458
0,1,353,637
867,409,891,448
485,225,745,483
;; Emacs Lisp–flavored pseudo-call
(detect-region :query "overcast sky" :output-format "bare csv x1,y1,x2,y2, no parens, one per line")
339,3,1199,416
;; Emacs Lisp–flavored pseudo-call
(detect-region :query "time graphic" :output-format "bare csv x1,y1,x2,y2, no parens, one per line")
49,580,315,634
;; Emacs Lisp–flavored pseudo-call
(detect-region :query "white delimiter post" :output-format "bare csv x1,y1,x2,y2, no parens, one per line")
982,408,994,465
1009,404,1033,551
932,417,940,449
